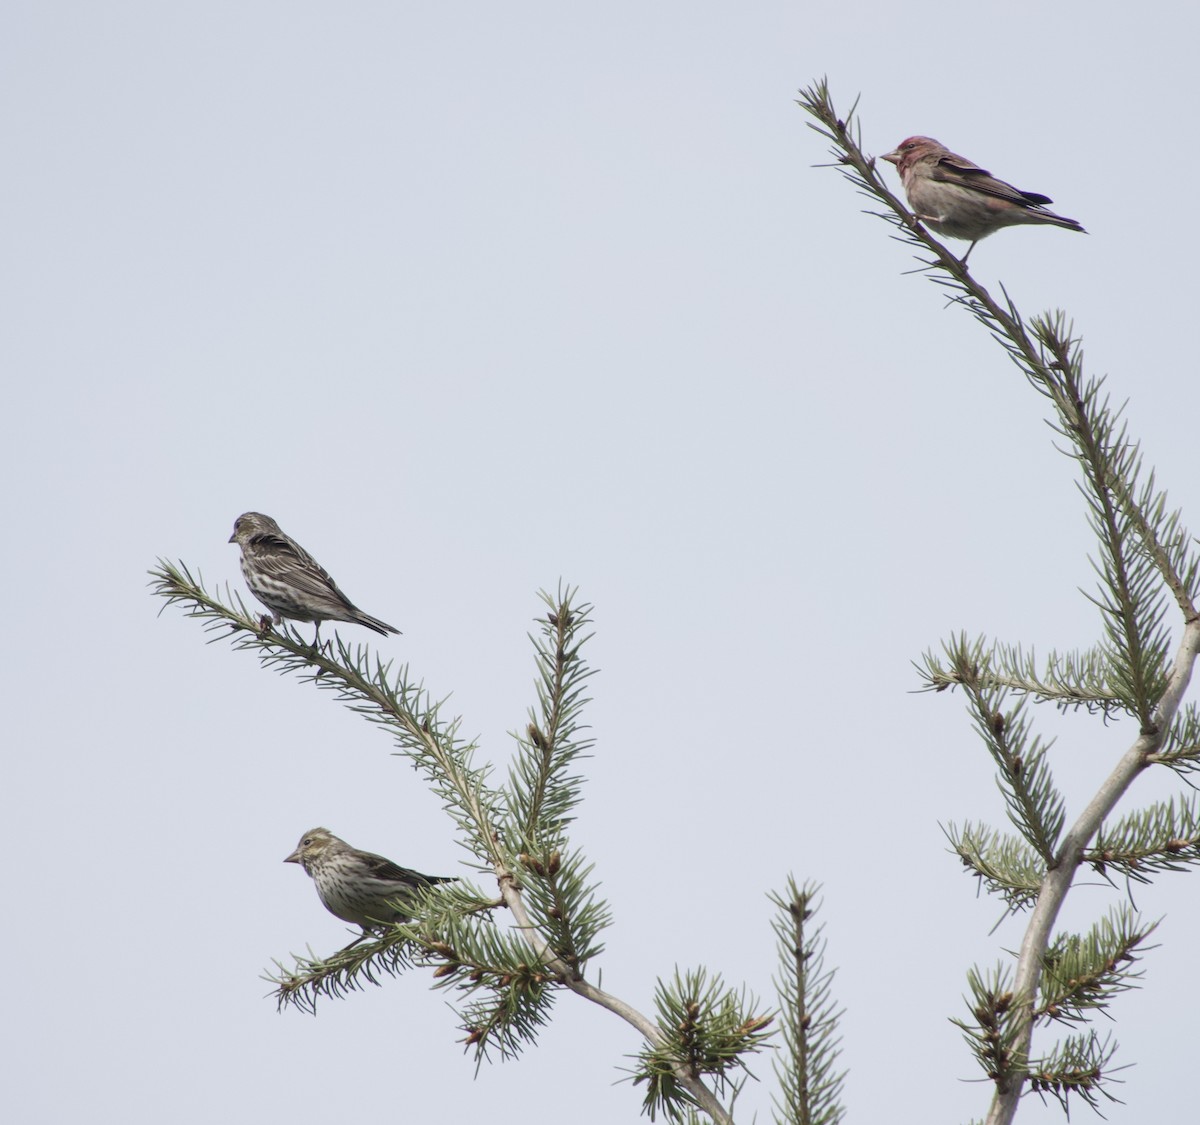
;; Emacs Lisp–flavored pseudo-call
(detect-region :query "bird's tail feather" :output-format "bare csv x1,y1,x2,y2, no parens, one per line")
1040,210,1086,234
352,611,401,635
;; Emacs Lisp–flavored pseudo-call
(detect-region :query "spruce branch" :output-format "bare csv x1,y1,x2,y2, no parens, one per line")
951,964,1023,1094
429,911,568,1059
1037,906,1157,1026
1026,1032,1122,1115
498,872,742,1125
981,620,1200,1125
1054,376,1175,722
800,78,1200,1125
506,588,597,845
1086,797,1200,881
1122,464,1200,621
269,934,426,1016
153,562,743,1121
455,966,557,1061
267,881,500,1013
514,846,610,977
921,636,1065,863
986,643,1131,717
149,560,505,861
799,78,1199,677
631,968,773,1123
479,590,613,984
1148,701,1200,770
944,823,1044,913
918,640,1129,716
501,590,609,977
768,880,845,1125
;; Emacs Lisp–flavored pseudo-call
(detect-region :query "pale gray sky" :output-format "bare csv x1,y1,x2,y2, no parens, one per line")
5,3,1199,1123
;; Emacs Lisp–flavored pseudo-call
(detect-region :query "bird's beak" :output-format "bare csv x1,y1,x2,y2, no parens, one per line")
228,532,237,543
881,150,900,165
284,849,302,864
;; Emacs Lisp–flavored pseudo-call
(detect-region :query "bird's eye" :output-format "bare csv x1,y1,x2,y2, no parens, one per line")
303,837,313,847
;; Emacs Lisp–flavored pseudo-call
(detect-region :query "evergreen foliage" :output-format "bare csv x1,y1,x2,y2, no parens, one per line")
150,565,801,1124
799,78,1200,1125
148,77,1200,1125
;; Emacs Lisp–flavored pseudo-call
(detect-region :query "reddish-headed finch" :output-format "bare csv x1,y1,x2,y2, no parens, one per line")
881,136,1084,263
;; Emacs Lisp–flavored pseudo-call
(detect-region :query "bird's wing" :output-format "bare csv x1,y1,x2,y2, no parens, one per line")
361,851,443,887
248,532,355,605
931,153,1053,207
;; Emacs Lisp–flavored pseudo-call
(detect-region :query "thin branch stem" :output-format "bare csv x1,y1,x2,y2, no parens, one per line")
497,869,735,1125
988,624,1200,1125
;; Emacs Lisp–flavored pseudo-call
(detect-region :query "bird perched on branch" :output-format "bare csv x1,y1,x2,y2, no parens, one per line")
228,512,399,645
285,827,455,943
881,136,1085,264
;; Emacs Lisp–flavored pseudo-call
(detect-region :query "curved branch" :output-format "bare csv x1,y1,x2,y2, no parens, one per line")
986,617,1200,1125
496,870,735,1125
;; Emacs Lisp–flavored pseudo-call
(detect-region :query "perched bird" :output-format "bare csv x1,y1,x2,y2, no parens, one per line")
881,136,1085,263
285,827,455,942
228,512,399,645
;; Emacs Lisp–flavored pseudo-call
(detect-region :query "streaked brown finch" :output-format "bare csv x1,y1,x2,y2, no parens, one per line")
882,136,1085,263
285,827,455,943
229,512,399,644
